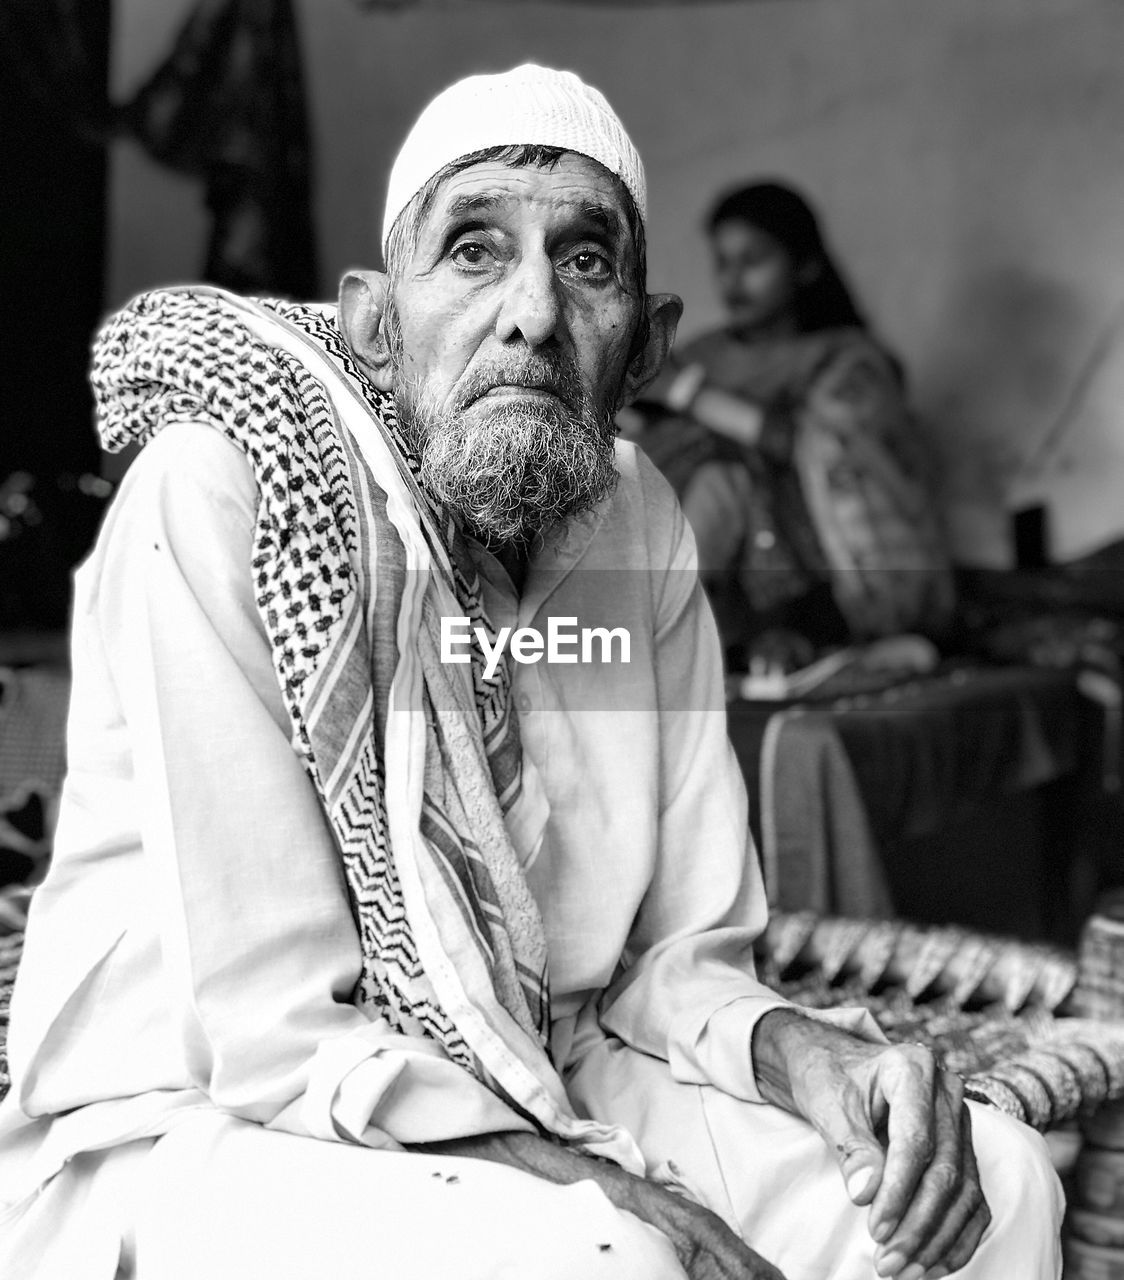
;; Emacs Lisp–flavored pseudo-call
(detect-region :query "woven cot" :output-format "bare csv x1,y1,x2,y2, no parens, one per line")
2,890,1124,1132
756,912,1124,1131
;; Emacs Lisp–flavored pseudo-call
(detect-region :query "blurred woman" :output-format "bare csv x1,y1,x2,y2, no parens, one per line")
627,181,954,666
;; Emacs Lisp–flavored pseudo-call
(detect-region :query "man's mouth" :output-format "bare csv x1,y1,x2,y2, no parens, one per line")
480,383,562,401
468,381,571,410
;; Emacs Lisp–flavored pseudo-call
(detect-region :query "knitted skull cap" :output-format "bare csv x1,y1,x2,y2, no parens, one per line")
382,64,646,255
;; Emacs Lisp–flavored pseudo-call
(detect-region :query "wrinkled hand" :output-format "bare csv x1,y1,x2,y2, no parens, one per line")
622,1170,786,1280
408,1130,786,1280
753,1010,989,1278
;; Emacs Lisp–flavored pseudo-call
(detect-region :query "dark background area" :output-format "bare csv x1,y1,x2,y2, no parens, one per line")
0,0,318,632
0,3,112,629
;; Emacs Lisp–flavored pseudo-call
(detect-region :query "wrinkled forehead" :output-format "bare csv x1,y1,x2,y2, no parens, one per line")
421,155,634,244
380,65,647,254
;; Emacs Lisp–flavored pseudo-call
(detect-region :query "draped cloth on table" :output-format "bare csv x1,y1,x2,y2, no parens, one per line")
89,286,644,1168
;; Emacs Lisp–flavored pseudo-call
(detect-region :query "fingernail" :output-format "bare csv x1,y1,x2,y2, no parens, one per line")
846,1168,874,1201
897,1265,926,1280
876,1250,905,1276
872,1218,894,1244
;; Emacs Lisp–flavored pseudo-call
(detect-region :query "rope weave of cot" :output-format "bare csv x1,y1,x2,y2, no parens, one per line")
757,912,1124,1131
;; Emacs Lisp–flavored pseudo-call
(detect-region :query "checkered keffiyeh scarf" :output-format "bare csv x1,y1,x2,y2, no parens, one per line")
90,286,620,1145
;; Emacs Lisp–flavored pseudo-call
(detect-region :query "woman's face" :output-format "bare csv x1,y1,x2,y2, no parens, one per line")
709,218,800,336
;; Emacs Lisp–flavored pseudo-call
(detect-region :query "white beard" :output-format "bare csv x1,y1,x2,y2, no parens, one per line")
394,360,620,550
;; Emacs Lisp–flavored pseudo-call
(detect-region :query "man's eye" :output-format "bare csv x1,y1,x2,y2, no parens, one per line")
564,250,612,280
450,240,492,268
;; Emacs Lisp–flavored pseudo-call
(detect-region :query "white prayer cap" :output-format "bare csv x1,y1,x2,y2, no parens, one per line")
382,64,646,255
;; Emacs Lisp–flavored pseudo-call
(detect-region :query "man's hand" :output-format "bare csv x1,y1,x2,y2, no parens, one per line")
753,1009,990,1278
407,1130,786,1280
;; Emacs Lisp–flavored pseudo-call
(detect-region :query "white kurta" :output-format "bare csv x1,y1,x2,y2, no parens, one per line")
0,424,1061,1278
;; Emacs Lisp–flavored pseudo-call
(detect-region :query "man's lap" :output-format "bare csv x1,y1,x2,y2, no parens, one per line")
566,1036,1065,1280
133,1112,682,1280
0,1042,1065,1280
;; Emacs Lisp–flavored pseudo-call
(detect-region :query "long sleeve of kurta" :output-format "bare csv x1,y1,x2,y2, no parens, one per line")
13,422,530,1153
531,448,881,1102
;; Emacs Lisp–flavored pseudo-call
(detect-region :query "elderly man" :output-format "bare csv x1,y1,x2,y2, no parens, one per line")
0,66,1059,1279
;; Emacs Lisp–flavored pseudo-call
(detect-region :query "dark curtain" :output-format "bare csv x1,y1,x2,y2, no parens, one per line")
1,0,319,299
0,1,111,628
0,0,318,630
121,0,318,299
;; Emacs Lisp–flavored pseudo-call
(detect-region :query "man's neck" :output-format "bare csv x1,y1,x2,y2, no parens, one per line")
494,542,531,595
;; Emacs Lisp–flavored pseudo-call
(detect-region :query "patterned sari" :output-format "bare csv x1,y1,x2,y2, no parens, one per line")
636,326,955,640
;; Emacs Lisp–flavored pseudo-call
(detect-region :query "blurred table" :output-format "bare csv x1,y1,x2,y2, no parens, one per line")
727,664,1106,942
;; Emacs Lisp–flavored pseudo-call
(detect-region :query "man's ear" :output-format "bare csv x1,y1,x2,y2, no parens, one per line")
621,293,684,405
338,269,396,393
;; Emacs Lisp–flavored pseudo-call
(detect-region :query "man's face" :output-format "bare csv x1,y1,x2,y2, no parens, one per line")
391,153,642,422
384,154,644,548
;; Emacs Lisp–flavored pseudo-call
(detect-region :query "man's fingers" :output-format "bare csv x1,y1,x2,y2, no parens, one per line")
713,1242,786,1280
883,1102,990,1276
872,1074,987,1276
867,1046,941,1243
924,1196,991,1276
685,1219,789,1280
875,1176,984,1277
803,1074,887,1206
651,1186,788,1280
877,1199,991,1280
906,1180,990,1277
748,1256,788,1280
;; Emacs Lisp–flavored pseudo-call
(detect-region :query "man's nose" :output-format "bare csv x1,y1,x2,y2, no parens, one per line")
495,253,563,349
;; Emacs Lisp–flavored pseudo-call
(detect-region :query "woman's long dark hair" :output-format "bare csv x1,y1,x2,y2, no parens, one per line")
706,181,867,334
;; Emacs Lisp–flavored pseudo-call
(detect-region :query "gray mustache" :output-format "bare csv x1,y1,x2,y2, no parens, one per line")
459,358,585,412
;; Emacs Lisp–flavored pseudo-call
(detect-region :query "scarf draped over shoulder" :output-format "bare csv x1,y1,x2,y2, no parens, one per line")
90,285,643,1169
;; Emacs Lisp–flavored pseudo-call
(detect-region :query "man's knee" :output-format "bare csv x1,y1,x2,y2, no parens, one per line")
969,1102,1064,1261
138,1114,688,1280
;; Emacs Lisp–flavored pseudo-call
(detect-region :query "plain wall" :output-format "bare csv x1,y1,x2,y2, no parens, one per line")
108,0,1124,566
